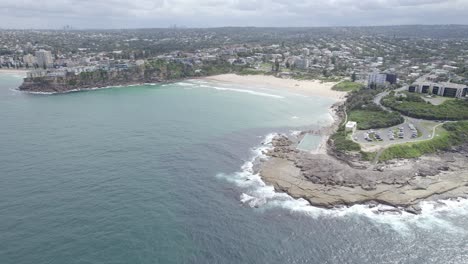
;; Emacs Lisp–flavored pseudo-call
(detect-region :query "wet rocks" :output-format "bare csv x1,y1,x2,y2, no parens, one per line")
405,204,422,215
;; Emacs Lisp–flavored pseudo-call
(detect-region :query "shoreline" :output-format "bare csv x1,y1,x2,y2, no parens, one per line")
0,68,28,77
0,69,28,74
206,75,468,215
204,74,346,101
255,106,468,215
12,71,468,214
17,73,348,104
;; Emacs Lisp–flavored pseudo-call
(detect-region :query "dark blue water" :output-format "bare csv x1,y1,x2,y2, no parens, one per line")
0,73,467,264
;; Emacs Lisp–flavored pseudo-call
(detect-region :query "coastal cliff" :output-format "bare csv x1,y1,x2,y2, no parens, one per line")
19,67,151,93
18,60,234,93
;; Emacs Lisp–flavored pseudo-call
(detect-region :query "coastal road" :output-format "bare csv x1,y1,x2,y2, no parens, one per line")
373,86,408,111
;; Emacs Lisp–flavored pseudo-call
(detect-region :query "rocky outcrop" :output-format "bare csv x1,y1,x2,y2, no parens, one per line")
18,65,186,93
258,134,468,214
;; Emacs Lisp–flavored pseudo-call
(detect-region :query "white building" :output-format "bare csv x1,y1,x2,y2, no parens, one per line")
368,72,387,86
27,70,47,78
409,82,468,98
35,49,53,68
345,121,357,132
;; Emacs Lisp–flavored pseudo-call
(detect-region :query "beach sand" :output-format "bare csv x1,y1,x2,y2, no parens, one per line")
204,74,346,155
0,69,28,75
204,74,347,101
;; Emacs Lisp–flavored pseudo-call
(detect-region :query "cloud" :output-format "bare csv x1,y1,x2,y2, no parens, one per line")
0,0,466,29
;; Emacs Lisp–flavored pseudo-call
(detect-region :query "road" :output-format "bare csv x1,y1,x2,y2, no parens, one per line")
372,86,407,111
350,85,446,162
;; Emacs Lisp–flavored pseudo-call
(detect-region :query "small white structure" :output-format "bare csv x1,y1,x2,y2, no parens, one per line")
345,121,357,132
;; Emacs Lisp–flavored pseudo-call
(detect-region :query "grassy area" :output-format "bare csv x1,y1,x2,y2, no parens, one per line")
348,109,404,130
360,151,377,161
379,121,468,161
382,92,468,120
237,68,267,75
330,126,361,152
332,81,364,92
329,126,377,161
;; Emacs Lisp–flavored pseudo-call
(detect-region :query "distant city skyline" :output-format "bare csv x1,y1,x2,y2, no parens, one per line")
0,0,467,29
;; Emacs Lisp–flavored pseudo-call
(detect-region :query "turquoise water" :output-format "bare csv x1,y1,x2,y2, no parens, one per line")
0,73,467,264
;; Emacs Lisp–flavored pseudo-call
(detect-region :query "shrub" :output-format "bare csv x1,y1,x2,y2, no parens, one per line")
348,109,404,130
381,94,468,120
330,126,361,152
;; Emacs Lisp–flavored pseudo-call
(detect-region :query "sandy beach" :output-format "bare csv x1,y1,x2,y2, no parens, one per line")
204,74,347,101
0,69,28,75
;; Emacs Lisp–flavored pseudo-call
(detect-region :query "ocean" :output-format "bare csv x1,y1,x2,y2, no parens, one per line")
0,73,467,264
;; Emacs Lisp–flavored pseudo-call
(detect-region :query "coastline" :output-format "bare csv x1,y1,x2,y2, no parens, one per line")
16,72,348,102
204,74,346,101
202,74,468,215
258,136,468,214
12,70,468,214
0,69,28,74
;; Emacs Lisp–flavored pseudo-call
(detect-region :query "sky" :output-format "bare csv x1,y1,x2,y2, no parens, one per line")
0,0,467,29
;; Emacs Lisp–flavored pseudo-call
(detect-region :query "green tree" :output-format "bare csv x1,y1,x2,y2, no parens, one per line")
274,58,280,72
322,69,328,77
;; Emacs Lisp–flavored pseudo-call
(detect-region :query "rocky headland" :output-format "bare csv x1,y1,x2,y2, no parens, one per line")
18,67,168,93
257,132,468,214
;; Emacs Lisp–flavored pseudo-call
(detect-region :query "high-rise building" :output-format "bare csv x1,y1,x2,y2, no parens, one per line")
35,49,53,68
23,54,36,66
385,74,397,85
368,72,387,86
368,72,398,87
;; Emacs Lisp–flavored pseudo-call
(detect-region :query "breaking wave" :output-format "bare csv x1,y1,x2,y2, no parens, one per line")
198,84,284,99
217,134,468,235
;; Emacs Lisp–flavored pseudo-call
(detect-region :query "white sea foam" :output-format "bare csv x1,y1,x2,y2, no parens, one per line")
177,82,196,87
24,91,55,95
190,80,209,84
218,133,468,235
199,84,284,99
19,83,133,95
289,130,302,136
8,88,24,94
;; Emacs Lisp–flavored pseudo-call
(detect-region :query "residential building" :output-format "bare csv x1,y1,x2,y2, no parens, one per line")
35,49,53,68
368,72,397,87
23,54,36,66
295,58,310,70
368,72,387,86
408,82,468,98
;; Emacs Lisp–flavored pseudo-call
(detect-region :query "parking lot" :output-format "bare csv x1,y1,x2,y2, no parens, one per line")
353,117,436,146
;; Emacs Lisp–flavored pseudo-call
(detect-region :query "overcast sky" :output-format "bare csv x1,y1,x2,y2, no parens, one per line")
1,0,467,29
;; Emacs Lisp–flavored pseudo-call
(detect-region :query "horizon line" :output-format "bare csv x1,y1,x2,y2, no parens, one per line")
1,24,468,31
